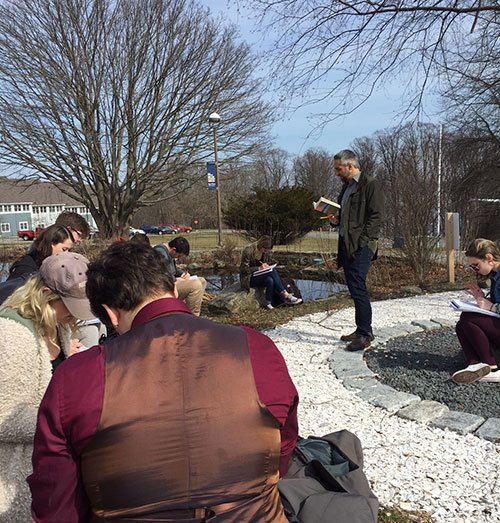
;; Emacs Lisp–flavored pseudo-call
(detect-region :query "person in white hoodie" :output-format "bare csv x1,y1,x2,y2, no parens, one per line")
0,252,94,522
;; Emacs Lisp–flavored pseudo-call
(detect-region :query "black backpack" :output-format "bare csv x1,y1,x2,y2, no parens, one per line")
279,430,379,523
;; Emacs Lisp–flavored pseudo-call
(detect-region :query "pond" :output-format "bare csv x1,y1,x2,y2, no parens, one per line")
203,273,347,302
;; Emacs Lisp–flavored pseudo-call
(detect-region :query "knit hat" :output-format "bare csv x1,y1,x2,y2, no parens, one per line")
39,252,94,320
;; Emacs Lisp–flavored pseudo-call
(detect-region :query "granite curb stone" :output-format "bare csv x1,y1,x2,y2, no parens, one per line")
330,317,500,443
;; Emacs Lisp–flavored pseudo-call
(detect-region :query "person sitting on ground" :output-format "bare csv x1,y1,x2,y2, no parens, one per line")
0,252,94,522
240,235,302,310
0,224,74,304
29,241,298,522
154,236,206,316
452,238,500,384
55,210,91,244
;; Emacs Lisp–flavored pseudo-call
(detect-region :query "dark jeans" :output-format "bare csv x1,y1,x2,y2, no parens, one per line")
339,240,373,337
456,312,500,366
250,268,285,303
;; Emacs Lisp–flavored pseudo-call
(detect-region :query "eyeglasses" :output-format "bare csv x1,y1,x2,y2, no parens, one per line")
469,263,481,271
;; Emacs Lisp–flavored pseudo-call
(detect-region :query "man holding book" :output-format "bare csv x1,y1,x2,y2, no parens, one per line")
329,150,384,351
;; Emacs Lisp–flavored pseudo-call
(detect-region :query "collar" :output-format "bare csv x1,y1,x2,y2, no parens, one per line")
352,172,361,183
131,298,193,330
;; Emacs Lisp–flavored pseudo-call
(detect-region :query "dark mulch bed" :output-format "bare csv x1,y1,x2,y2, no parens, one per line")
365,327,500,419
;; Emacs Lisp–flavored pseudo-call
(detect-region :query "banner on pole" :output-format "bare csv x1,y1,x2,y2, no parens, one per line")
206,162,216,190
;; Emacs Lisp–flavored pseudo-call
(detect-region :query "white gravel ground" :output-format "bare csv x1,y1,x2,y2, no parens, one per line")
267,291,500,523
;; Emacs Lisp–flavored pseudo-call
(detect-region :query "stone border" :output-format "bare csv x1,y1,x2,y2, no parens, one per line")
328,317,500,444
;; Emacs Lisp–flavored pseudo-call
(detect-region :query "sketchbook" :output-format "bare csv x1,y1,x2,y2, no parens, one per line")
449,299,500,318
253,263,277,276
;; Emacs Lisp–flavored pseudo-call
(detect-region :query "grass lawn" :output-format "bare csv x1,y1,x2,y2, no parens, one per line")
150,230,338,253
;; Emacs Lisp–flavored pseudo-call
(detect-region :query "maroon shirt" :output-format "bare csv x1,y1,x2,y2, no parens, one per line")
28,298,299,522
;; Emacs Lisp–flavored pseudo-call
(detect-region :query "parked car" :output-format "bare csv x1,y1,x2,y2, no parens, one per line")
129,226,146,236
17,227,45,241
140,224,176,235
159,226,177,235
161,223,192,233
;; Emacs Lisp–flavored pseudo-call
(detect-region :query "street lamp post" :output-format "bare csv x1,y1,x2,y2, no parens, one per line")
209,112,223,246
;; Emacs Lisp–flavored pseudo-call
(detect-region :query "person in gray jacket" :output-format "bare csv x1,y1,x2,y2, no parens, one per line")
329,150,384,351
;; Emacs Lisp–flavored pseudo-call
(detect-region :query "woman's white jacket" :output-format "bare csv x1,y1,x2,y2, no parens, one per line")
0,312,71,522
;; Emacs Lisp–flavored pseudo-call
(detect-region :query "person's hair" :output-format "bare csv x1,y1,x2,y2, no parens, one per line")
333,149,360,169
31,224,73,265
129,233,151,246
256,235,273,250
168,236,190,256
2,274,77,347
55,211,90,239
86,242,175,323
465,238,500,262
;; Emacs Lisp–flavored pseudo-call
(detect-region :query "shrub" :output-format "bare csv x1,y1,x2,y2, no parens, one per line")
223,186,321,245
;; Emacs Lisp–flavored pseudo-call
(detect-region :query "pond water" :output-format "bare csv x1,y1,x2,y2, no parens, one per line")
203,273,347,302
1,263,347,302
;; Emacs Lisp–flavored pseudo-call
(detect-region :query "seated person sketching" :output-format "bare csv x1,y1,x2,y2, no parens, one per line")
154,236,206,316
28,242,299,522
452,238,500,384
240,235,302,310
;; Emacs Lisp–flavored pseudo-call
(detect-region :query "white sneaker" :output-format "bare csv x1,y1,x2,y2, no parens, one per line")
285,294,302,305
264,302,274,310
479,370,500,383
452,363,491,384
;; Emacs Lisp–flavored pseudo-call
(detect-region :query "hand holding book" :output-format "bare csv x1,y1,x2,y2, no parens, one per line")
313,196,341,217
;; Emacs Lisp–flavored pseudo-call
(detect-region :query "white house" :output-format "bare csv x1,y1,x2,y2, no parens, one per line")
0,177,97,236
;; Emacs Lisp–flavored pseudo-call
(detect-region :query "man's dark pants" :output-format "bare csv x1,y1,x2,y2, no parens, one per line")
339,239,373,338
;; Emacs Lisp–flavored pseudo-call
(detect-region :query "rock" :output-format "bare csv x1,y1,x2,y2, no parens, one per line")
186,262,202,271
207,283,263,314
398,400,449,424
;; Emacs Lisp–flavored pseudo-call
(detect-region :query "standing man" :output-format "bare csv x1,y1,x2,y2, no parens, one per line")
330,150,384,351
28,242,298,522
154,236,207,316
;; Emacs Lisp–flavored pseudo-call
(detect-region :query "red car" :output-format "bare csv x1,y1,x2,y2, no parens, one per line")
161,223,192,233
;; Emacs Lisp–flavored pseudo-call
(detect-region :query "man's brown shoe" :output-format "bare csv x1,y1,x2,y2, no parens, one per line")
346,335,372,351
341,331,374,343
340,331,358,342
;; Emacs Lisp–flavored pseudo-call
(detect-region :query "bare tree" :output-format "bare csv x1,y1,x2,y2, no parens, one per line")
0,0,275,237
239,0,500,122
251,147,292,189
293,148,339,197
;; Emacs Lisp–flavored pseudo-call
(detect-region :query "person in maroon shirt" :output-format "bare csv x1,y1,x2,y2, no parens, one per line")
28,241,298,522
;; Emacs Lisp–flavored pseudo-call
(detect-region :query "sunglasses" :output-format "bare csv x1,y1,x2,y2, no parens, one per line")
468,263,480,271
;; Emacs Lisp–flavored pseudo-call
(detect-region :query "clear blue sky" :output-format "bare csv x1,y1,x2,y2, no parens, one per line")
200,0,437,156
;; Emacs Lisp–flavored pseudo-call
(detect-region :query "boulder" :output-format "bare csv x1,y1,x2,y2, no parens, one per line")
207,283,265,314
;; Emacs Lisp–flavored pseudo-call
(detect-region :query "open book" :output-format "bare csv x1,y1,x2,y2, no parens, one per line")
313,196,341,217
253,263,277,276
449,299,500,318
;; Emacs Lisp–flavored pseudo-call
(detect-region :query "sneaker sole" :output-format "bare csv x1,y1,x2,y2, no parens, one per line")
452,366,491,384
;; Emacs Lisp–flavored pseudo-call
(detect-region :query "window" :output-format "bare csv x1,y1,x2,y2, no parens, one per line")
0,223,11,233
14,204,22,212
49,206,56,212
22,204,30,211
3,205,11,212
19,221,29,231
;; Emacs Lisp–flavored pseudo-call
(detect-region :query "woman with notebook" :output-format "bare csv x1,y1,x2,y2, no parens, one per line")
451,238,500,384
239,236,302,310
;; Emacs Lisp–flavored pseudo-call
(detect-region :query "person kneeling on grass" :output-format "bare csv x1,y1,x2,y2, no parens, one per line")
452,238,500,384
239,236,302,310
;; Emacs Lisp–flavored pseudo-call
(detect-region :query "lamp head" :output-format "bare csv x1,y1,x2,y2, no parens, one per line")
208,112,221,125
